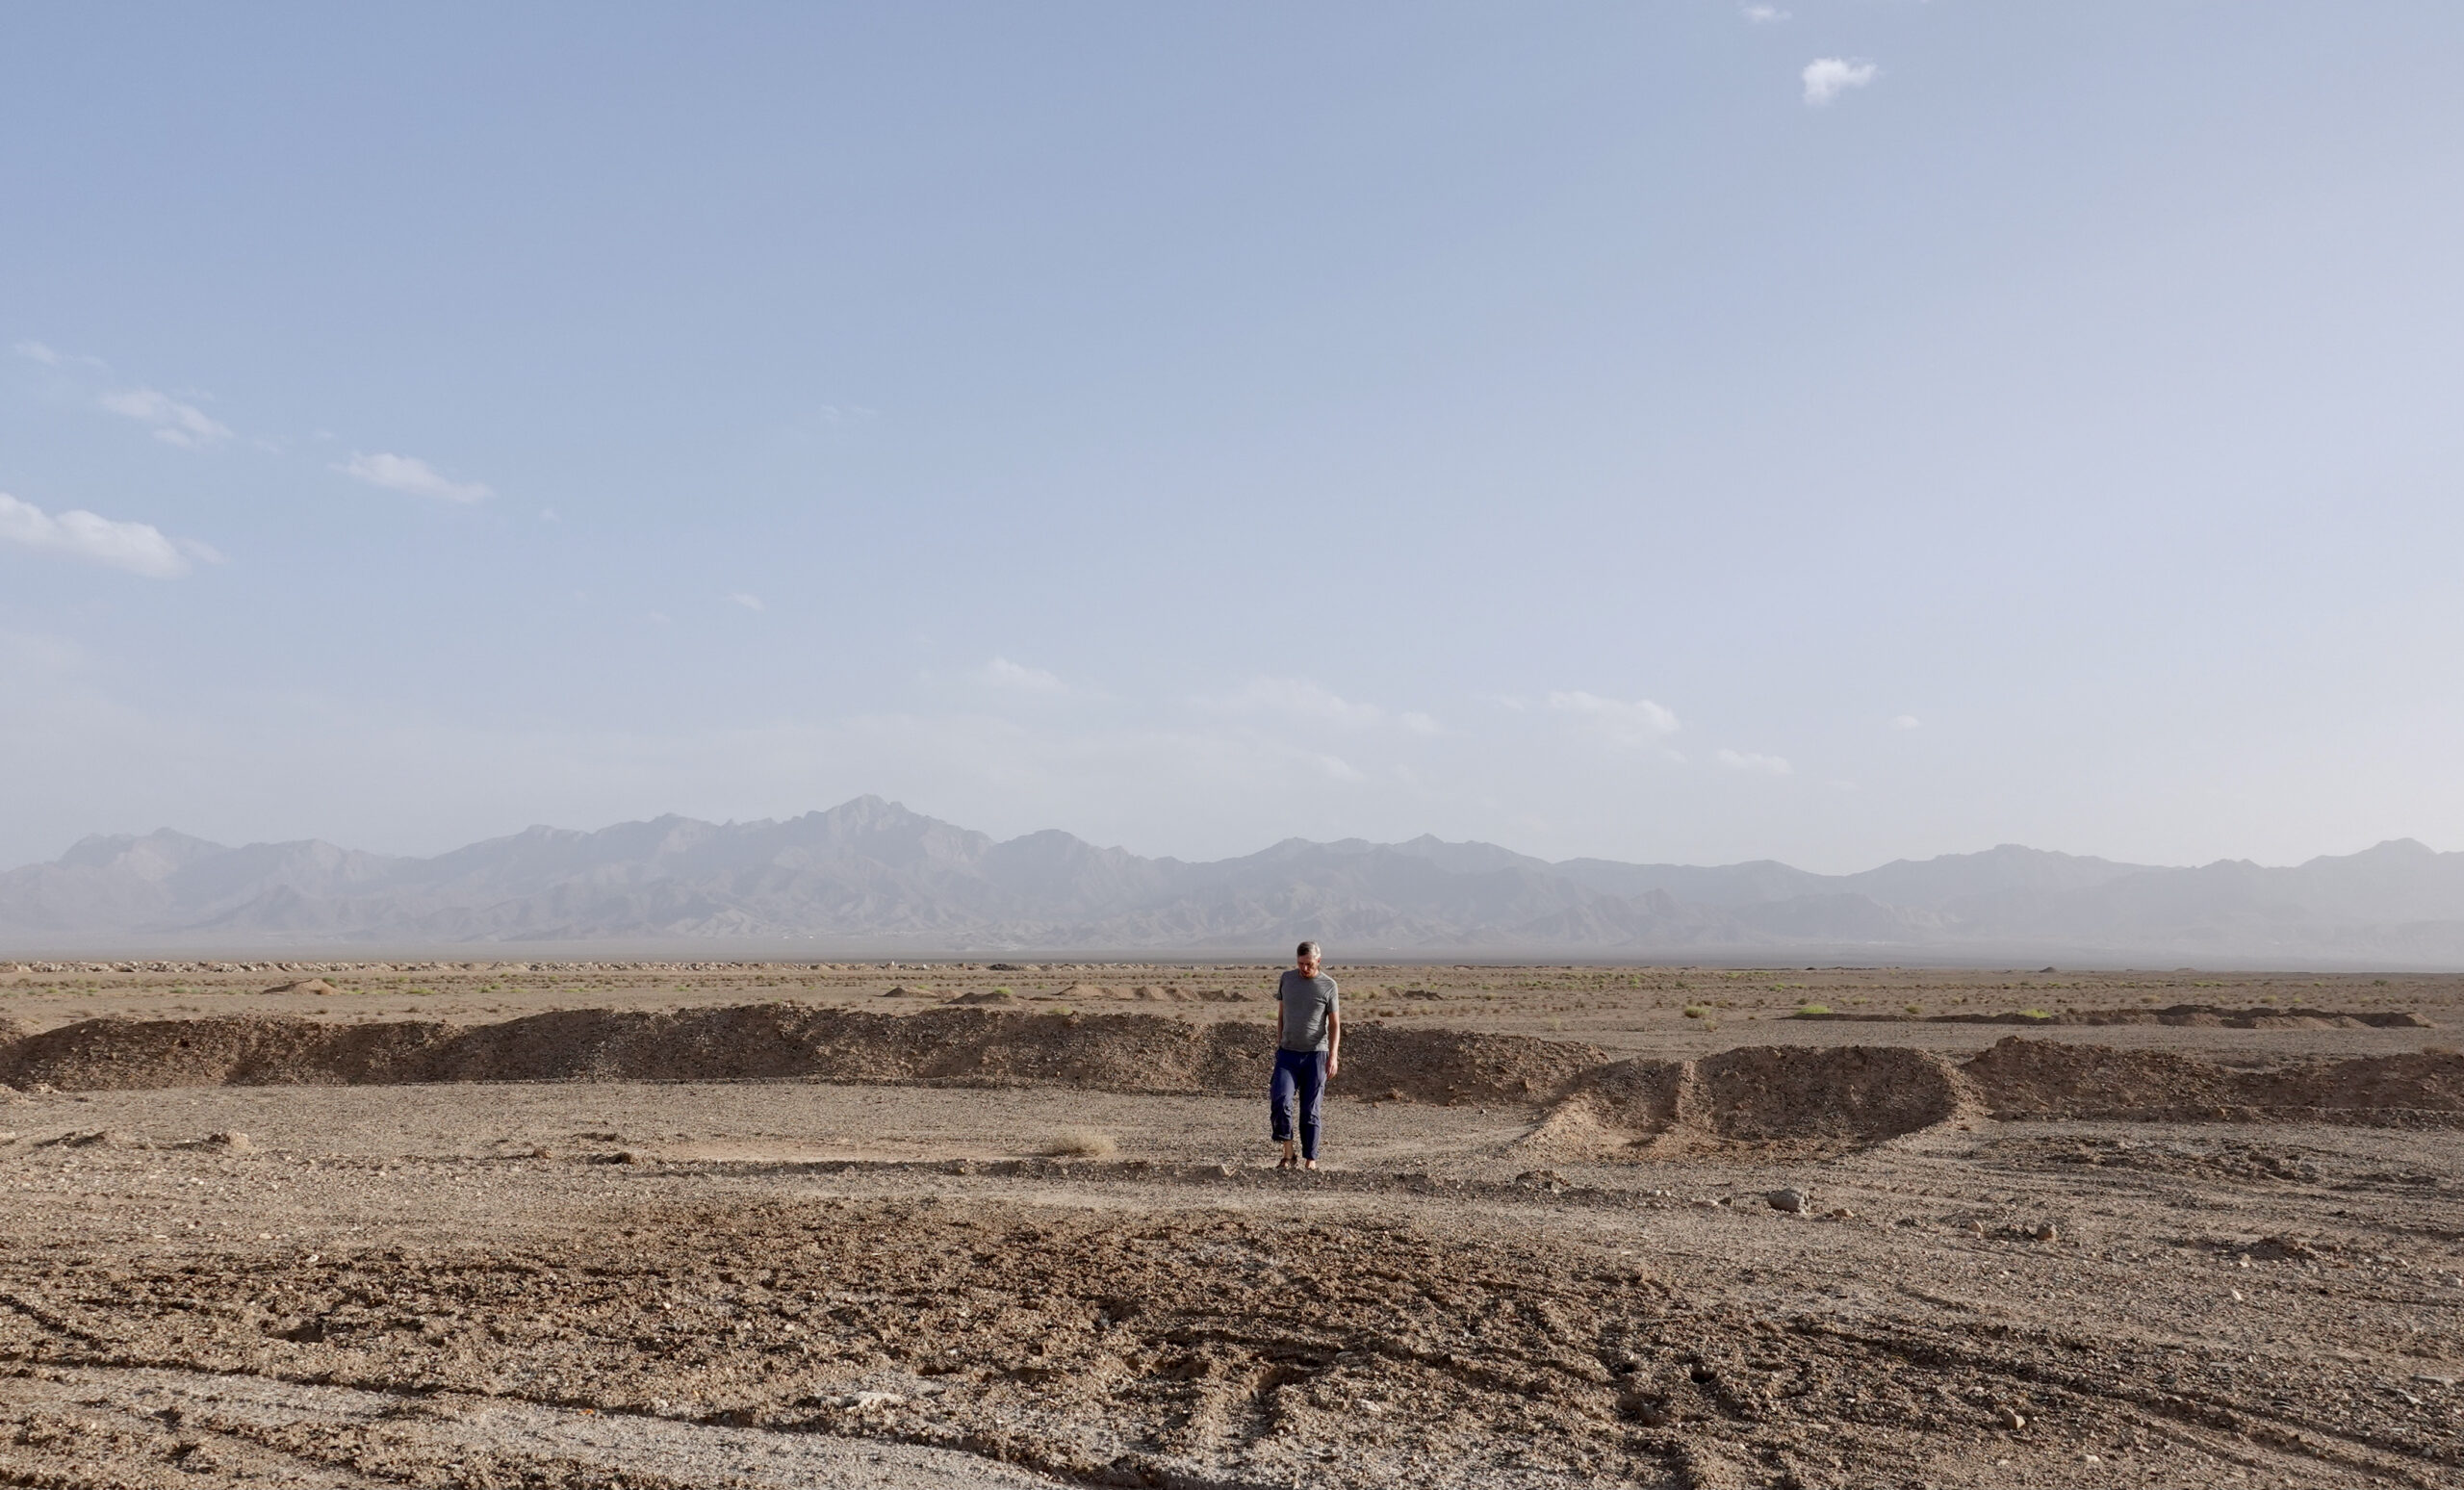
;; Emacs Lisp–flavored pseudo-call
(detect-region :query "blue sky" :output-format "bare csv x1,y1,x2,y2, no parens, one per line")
5,3,2462,872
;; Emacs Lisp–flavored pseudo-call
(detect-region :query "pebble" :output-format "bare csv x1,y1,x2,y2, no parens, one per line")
1995,1405,2027,1430
840,1391,906,1411
2033,1222,2059,1242
1764,1188,1809,1214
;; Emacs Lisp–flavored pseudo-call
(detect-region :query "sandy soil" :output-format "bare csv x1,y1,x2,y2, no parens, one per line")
2,963,2459,1488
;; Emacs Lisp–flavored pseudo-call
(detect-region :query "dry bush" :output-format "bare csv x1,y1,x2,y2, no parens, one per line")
1043,1127,1117,1159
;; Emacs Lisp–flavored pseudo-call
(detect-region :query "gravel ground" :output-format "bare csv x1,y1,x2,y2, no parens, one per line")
4,1074,2461,1488
2,964,2458,1487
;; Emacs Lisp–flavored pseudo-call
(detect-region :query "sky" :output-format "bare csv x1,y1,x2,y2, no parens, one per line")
5,2,2463,875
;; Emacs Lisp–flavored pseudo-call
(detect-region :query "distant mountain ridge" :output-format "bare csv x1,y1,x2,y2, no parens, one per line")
4,796,2461,964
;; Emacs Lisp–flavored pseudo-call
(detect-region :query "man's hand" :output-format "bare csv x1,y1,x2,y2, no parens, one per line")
1326,1050,1339,1081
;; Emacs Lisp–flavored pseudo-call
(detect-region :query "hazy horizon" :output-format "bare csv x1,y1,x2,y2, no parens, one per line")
11,799,2451,879
8,5,2462,876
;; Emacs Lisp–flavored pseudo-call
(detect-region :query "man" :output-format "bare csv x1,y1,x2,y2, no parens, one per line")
1271,940,1340,1170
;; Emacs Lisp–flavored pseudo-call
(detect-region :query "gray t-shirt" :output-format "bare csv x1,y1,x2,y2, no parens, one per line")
1277,969,1341,1053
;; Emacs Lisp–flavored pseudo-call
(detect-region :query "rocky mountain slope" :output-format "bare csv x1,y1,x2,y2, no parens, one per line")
4,797,2461,961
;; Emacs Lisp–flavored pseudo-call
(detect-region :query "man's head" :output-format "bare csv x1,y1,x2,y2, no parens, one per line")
1295,940,1322,977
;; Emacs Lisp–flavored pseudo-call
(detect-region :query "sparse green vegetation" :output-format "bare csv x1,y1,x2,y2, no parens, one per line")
1795,1004,1832,1016
1682,1004,1710,1019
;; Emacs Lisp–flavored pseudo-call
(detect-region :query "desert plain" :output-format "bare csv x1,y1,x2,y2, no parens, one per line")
0,959,2458,1489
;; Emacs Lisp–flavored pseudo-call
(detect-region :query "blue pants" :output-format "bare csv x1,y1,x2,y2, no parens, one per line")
1270,1048,1327,1160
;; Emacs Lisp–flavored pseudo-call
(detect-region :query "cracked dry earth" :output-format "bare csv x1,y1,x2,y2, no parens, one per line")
2,1082,2460,1489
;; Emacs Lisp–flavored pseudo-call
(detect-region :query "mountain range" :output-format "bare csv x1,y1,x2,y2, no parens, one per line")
5,796,2462,965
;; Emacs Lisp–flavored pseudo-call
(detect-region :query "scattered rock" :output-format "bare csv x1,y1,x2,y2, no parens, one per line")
1765,1188,1809,1214
203,1131,254,1153
1994,1405,2027,1430
2033,1222,2059,1242
45,1128,141,1149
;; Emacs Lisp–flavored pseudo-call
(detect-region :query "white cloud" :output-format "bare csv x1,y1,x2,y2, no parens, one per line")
1547,690,1680,746
13,340,61,365
1716,748,1793,775
1743,5,1790,23
729,592,766,612
978,657,1067,694
1197,677,1422,732
338,451,493,503
0,492,212,578
1802,58,1879,106
1891,714,1922,731
98,386,233,449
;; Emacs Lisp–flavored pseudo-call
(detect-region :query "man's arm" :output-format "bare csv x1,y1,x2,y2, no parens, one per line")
1325,1006,1339,1081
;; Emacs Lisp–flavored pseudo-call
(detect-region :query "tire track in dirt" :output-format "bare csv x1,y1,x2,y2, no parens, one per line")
4,1194,2449,1488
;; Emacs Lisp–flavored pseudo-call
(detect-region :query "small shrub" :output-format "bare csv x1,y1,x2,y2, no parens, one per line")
1043,1127,1117,1159
1904,1003,1922,1015
2016,1008,2052,1020
1795,1004,1832,1016
1681,1005,1710,1019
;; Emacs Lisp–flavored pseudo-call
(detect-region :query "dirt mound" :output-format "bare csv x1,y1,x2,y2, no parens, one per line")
0,1006,1594,1108
1960,1037,2237,1117
1962,1036,2464,1122
1796,1004,2431,1030
1518,1058,1687,1158
261,977,340,996
1059,983,1253,1004
1690,1045,1972,1142
7,1012,2458,1138
1342,1025,1605,1105
1526,1046,1967,1158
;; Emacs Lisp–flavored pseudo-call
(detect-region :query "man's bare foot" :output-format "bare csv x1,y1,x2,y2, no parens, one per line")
1302,1159,1319,1170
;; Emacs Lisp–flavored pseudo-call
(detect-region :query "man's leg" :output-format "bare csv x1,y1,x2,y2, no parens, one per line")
1270,1051,1298,1163
1296,1051,1326,1166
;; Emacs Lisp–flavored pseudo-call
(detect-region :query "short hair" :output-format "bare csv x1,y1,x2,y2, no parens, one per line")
1296,940,1321,959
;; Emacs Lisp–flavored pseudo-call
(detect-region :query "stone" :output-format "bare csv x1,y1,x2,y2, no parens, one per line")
204,1131,254,1153
840,1391,905,1411
1995,1405,2027,1430
2034,1222,2059,1242
1764,1188,1809,1214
